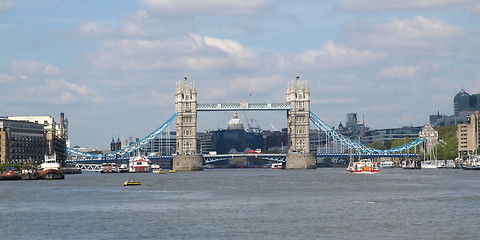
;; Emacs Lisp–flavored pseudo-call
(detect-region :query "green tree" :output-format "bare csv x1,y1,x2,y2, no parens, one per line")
434,126,458,160
369,141,386,150
391,137,413,148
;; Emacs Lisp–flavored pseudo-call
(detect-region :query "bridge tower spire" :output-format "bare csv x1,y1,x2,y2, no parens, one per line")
285,74,316,169
173,73,203,171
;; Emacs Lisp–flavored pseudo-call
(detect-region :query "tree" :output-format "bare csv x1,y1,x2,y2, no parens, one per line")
369,141,386,150
391,137,413,149
434,126,458,160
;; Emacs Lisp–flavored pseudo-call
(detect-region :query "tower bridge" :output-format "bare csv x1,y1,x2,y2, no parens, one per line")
173,73,315,171
68,73,435,171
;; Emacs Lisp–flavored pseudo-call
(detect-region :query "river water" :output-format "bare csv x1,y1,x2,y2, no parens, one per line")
1,168,479,239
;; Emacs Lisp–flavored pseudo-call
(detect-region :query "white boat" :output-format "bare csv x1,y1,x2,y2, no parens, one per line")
271,163,283,169
38,154,65,180
128,156,151,173
101,163,119,173
380,161,394,168
151,164,162,173
422,160,438,169
119,164,129,173
41,153,61,170
347,159,379,174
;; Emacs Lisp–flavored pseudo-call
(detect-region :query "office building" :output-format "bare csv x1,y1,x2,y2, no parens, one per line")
454,89,480,116
457,111,480,159
0,119,48,164
6,114,67,164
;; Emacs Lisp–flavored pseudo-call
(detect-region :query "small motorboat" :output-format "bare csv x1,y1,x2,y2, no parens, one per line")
124,180,141,186
158,170,167,174
169,170,177,173
347,159,379,174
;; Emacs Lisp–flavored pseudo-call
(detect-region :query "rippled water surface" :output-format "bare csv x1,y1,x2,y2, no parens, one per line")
1,168,479,239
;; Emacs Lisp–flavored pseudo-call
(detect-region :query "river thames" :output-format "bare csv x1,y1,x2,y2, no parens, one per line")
1,168,479,239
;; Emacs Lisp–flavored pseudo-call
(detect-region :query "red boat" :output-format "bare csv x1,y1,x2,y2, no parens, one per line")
37,154,65,180
0,167,21,180
37,169,65,180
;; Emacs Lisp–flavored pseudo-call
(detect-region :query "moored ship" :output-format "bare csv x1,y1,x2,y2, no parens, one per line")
271,163,283,169
463,156,480,170
347,159,379,174
151,164,162,173
380,161,394,168
0,167,21,180
38,154,65,180
119,164,129,173
128,155,151,173
101,163,120,173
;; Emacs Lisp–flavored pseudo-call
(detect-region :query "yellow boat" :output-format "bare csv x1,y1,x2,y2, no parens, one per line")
169,170,177,173
158,170,167,174
124,180,141,186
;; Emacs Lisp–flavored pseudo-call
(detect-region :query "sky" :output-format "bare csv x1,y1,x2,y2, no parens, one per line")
1,0,479,149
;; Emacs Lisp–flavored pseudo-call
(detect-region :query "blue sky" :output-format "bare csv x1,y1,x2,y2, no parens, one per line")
1,0,479,149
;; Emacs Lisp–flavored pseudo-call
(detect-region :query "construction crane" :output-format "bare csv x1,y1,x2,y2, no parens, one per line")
242,111,262,132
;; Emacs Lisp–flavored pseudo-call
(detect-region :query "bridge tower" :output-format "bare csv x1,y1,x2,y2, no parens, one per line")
285,74,316,169
173,74,203,171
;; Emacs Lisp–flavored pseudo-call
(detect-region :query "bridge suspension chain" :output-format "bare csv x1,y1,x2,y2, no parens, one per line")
309,111,426,154
68,113,178,158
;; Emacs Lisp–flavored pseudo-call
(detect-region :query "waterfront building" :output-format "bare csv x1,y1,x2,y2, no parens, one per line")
199,131,214,155
4,114,67,164
457,111,480,160
361,126,422,146
210,112,247,154
429,111,462,127
264,129,288,152
140,131,176,156
0,119,47,164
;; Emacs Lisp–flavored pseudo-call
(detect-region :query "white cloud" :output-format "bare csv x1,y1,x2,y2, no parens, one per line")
378,62,441,80
341,0,477,13
93,33,259,72
139,0,272,16
292,40,385,69
10,60,61,76
0,72,15,83
346,16,465,55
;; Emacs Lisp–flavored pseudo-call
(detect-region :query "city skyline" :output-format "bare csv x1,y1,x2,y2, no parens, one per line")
1,0,479,149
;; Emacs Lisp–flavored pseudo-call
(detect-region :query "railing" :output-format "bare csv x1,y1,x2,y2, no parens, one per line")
204,153,286,163
310,111,426,154
68,113,177,158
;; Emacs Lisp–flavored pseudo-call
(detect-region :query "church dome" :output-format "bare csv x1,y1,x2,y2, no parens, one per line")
228,111,244,130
